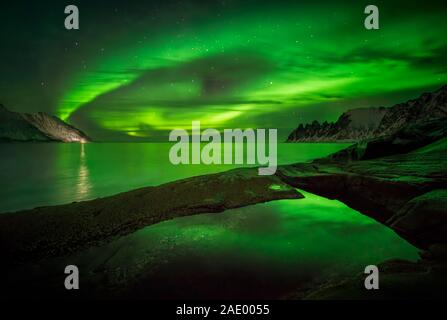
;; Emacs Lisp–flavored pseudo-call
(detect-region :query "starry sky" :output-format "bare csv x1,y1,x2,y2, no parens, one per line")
1,0,446,141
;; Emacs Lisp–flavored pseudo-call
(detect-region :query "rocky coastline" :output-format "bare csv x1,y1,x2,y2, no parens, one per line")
1,88,446,299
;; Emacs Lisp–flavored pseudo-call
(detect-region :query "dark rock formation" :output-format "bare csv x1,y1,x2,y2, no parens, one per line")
297,258,447,300
279,119,447,299
1,87,446,299
0,169,300,264
287,85,447,142
377,86,447,136
325,117,447,162
287,107,387,142
277,145,447,249
279,121,447,250
0,104,91,142
0,104,49,141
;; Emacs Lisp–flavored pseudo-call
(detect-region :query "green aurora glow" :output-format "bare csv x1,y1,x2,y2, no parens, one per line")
1,0,446,141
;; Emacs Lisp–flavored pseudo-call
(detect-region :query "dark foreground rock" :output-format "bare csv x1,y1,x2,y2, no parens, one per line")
278,119,447,299
277,163,447,299
291,258,447,300
278,127,447,249
0,113,446,299
0,169,301,265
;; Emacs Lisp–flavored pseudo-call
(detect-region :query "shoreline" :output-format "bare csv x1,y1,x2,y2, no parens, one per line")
0,168,301,264
1,123,446,299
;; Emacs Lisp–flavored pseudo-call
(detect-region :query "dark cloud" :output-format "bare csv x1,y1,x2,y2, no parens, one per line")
69,51,277,140
75,53,274,105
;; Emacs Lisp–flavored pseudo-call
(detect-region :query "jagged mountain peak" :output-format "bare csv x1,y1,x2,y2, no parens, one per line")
287,85,447,142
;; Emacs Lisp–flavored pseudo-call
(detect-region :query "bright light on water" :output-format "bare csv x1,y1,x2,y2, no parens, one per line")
0,142,350,213
1,142,418,298
29,189,418,299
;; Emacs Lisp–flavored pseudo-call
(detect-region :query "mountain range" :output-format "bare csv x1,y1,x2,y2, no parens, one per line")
0,104,91,142
287,85,447,142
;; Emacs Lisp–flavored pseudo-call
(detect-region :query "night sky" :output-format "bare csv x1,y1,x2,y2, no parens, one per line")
1,0,446,141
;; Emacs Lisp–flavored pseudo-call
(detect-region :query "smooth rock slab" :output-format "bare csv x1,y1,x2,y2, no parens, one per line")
0,168,301,265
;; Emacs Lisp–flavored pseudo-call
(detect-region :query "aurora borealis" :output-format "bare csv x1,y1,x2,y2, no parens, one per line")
1,0,446,141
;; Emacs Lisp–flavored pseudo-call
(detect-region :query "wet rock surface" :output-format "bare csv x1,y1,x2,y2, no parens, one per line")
0,104,90,142
0,168,300,265
1,103,446,299
287,85,447,142
278,135,447,250
278,120,447,299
